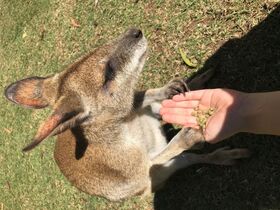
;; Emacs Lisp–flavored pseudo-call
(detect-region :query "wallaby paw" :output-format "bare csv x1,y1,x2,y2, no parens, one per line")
163,78,189,99
208,147,251,166
178,128,205,150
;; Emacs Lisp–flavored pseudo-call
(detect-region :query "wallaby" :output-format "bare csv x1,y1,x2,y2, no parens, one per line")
5,28,250,201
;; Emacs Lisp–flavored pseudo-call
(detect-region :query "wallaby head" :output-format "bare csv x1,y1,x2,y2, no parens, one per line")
5,28,148,152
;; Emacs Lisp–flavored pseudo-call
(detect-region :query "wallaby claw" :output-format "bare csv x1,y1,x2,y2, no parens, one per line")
164,78,189,99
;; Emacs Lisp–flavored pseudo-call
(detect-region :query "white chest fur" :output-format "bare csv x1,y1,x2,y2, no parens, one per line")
121,113,167,159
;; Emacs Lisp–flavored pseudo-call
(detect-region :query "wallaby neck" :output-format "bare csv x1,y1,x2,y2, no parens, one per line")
82,120,122,144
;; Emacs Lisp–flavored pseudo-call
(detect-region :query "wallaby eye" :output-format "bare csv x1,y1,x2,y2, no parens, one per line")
104,60,116,85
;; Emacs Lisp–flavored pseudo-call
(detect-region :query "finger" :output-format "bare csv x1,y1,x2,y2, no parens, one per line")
160,107,193,116
172,90,206,101
162,114,197,125
162,99,199,108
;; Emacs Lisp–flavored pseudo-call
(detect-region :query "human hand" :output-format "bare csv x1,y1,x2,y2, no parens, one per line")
160,89,247,143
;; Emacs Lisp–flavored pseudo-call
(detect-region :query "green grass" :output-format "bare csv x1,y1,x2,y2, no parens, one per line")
1,0,280,209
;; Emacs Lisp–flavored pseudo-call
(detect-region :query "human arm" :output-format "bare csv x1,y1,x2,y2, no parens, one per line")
160,89,280,143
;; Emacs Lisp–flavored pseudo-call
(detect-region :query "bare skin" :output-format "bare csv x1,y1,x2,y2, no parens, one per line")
160,89,280,143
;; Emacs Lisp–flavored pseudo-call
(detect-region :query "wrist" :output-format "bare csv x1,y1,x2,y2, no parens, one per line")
238,92,264,134
225,91,249,135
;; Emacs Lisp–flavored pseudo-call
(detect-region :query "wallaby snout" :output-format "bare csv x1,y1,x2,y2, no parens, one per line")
109,28,147,78
123,28,143,40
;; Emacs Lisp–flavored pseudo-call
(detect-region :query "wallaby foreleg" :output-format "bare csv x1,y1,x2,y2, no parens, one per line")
151,128,204,165
134,69,215,112
133,78,188,111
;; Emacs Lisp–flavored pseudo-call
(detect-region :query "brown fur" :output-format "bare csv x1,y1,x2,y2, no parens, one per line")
54,128,150,200
5,28,250,201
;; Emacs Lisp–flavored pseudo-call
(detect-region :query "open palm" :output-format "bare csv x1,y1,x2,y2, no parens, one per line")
160,89,246,143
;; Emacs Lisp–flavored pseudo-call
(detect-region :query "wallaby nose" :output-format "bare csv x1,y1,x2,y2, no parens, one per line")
4,82,17,102
129,28,143,39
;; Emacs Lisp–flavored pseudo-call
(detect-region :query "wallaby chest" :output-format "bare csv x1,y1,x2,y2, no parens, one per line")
121,112,167,158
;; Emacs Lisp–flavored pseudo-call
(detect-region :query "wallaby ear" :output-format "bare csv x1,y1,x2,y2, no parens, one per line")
5,76,51,109
22,96,90,152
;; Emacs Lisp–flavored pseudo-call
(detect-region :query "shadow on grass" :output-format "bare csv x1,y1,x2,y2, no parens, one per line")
154,5,280,210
